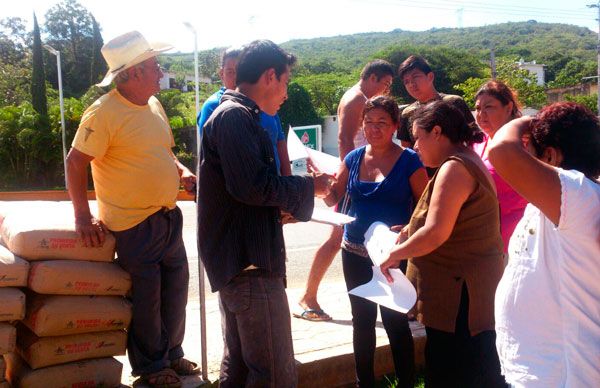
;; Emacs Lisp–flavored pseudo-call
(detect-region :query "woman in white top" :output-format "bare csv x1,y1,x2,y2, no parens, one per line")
488,102,600,387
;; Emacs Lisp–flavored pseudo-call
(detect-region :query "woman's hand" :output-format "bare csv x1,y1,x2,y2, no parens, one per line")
380,245,404,283
390,224,409,244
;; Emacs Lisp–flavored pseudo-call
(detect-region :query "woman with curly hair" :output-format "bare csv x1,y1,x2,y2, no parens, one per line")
489,102,600,387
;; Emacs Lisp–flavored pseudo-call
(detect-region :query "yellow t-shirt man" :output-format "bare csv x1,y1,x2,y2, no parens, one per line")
72,89,180,231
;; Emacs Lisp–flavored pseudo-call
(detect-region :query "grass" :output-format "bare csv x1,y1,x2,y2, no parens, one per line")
376,373,425,388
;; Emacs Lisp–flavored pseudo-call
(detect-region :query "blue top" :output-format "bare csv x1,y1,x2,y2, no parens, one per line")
344,147,423,244
197,87,226,135
259,112,285,172
197,87,286,173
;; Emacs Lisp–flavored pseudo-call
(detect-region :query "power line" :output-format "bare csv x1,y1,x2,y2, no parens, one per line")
359,0,594,21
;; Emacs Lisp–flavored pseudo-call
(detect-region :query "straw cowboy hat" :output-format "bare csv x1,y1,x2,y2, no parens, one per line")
97,31,173,87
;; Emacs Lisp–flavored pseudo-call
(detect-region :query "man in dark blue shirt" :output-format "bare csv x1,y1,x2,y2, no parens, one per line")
197,40,333,387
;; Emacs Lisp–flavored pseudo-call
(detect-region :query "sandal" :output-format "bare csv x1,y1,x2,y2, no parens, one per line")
293,308,332,321
171,357,201,376
143,368,182,388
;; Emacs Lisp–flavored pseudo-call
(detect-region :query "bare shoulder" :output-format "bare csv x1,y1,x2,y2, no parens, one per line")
339,87,367,113
437,159,476,188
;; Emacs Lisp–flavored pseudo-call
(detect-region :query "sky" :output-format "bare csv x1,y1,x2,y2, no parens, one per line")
2,0,598,53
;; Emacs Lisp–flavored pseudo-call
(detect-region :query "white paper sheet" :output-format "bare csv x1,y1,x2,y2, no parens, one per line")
310,207,355,226
348,266,417,313
346,221,417,313
287,127,310,161
306,148,341,176
364,221,399,266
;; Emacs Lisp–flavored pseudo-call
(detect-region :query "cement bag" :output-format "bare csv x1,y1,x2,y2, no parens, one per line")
0,289,25,322
0,203,115,262
23,294,132,337
28,260,130,296
5,353,122,388
0,324,16,355
1,355,5,378
16,325,126,369
0,246,29,287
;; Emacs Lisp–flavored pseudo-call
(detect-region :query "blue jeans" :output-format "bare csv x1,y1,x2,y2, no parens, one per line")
113,207,189,376
218,271,296,388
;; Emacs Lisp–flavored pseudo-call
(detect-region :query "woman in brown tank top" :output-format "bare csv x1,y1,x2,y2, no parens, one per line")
380,101,507,388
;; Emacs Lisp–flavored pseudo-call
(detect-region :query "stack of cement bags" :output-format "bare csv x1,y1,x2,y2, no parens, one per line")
0,202,131,388
0,241,29,388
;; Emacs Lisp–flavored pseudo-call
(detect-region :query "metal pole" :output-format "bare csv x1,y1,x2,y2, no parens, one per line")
193,33,200,124
596,3,600,115
184,22,208,382
57,51,68,188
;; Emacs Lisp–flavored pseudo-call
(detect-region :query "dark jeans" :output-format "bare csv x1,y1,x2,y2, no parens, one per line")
342,249,415,388
425,284,507,388
113,207,189,376
218,271,296,388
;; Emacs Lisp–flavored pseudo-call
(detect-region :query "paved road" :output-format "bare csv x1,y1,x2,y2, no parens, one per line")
180,200,344,303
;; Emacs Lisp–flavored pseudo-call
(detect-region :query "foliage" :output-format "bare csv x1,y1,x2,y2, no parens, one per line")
564,93,598,114
278,82,322,132
547,59,596,89
293,72,356,116
377,44,486,103
0,18,31,108
31,13,47,117
282,21,596,85
0,103,55,188
455,58,547,109
43,0,96,97
89,15,106,85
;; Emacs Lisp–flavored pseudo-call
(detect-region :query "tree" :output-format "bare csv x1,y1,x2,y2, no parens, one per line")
44,0,94,96
31,13,47,117
278,82,322,132
293,72,356,116
89,15,106,85
547,59,596,89
455,57,547,109
564,94,597,114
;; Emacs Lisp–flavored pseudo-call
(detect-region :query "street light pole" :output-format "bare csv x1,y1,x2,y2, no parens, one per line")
183,22,200,123
44,44,68,188
183,21,208,383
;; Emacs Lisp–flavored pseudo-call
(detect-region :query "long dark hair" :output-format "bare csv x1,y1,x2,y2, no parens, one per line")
413,100,484,146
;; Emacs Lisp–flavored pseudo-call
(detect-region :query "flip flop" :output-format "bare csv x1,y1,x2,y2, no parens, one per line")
170,357,201,376
142,368,182,388
293,308,332,321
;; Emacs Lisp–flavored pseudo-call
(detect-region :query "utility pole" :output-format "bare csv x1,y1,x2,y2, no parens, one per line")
490,45,497,80
588,1,600,114
456,8,464,29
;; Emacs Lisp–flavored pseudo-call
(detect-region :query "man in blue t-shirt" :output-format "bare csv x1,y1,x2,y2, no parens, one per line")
197,48,290,176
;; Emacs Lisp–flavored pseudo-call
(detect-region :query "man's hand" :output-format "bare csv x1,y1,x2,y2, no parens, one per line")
75,214,107,248
312,173,336,198
181,169,197,194
280,211,298,224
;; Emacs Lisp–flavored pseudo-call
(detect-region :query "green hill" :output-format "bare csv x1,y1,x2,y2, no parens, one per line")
280,21,596,82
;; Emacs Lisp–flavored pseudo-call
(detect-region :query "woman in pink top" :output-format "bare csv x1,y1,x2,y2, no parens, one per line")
474,81,527,254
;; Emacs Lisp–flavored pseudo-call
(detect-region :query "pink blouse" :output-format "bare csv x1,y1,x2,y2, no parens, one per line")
473,135,528,252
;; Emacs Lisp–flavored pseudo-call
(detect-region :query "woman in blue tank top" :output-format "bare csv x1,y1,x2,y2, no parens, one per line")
324,96,428,387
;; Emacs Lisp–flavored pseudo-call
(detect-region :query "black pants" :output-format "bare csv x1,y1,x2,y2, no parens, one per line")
425,284,507,388
342,249,415,388
113,207,189,376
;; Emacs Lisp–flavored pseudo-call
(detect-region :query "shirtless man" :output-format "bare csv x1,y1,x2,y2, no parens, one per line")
297,60,395,320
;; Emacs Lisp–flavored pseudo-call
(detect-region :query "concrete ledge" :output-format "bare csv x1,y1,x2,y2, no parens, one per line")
297,321,426,387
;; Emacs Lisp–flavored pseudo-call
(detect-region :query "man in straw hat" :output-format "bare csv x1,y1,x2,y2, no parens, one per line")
67,31,198,387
